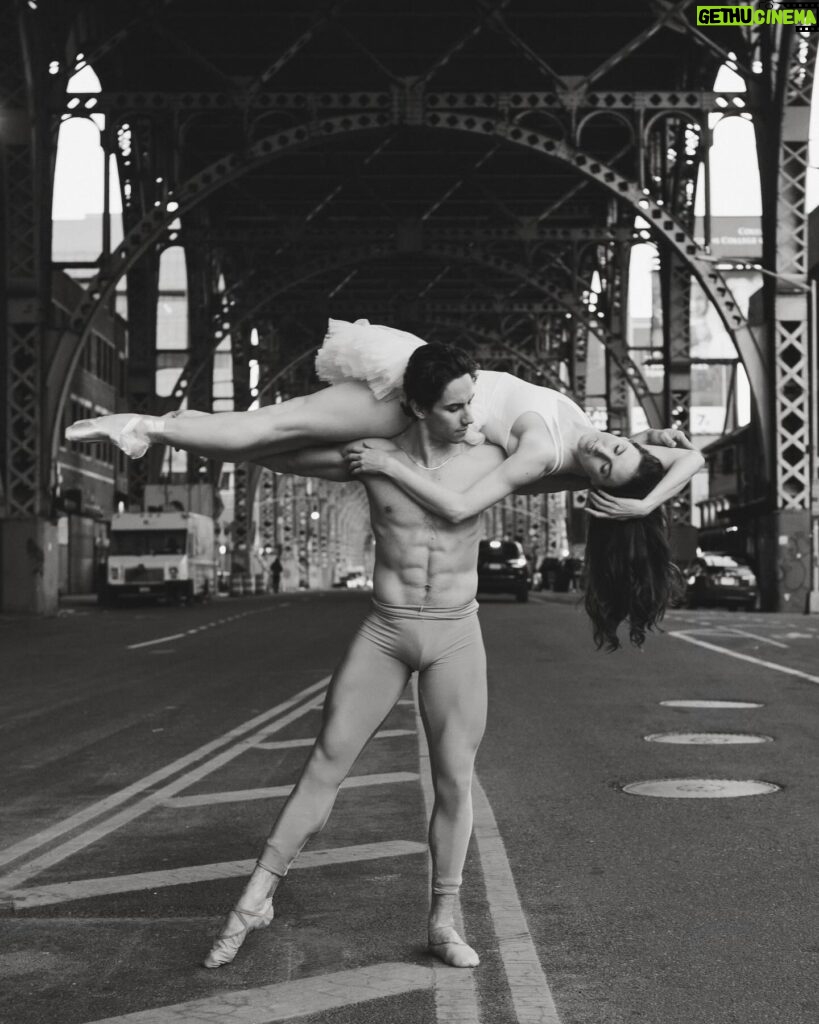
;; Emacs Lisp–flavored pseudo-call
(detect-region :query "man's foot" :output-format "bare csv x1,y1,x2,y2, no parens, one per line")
428,925,480,968
65,414,156,459
202,897,274,969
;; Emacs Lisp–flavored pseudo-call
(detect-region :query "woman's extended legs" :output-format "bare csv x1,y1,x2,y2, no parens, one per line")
66,382,411,461
417,636,487,968
203,630,411,968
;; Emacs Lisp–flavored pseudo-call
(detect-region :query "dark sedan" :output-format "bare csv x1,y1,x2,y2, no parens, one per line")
685,552,759,610
477,539,530,602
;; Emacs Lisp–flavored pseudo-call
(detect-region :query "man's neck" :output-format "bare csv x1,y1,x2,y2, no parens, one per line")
397,423,462,469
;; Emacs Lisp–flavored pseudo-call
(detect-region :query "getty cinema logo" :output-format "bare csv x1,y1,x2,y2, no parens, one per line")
696,2,818,29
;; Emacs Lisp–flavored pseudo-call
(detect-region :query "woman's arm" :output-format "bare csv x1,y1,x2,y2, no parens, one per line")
346,436,548,523
587,444,705,519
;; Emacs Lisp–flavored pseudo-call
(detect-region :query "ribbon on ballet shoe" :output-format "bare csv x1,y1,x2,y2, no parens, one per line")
116,416,163,459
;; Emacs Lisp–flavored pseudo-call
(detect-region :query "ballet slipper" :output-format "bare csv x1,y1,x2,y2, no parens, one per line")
428,925,480,968
66,414,163,459
202,897,274,968
463,427,486,446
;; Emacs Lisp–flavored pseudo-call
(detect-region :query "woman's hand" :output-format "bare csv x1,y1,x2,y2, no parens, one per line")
585,489,651,520
345,441,394,477
645,428,696,450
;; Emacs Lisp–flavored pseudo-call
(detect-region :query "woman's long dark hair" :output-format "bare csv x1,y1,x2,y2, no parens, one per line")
583,444,684,651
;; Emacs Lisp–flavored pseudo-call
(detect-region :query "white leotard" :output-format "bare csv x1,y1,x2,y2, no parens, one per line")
471,371,591,473
315,318,592,470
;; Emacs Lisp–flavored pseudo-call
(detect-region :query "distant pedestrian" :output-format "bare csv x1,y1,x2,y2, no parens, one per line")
269,555,282,594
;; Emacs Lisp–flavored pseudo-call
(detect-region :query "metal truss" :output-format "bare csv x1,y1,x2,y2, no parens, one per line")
166,239,662,428
63,89,749,118
1,4,48,519
771,36,816,511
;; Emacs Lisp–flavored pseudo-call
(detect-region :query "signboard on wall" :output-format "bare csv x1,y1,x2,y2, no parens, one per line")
693,216,762,259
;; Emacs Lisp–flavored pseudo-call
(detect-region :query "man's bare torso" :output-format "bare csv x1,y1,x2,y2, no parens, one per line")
360,437,505,607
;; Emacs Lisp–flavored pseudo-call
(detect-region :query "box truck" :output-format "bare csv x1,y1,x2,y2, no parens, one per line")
102,511,216,604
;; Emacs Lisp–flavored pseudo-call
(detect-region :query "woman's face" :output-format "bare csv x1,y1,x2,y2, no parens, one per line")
576,431,642,488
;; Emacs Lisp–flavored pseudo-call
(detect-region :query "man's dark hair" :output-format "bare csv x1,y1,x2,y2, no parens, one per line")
402,343,479,417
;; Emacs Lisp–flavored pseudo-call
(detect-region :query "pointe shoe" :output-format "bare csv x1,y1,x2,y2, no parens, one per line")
463,427,486,446
202,898,274,968
428,925,480,968
66,414,157,459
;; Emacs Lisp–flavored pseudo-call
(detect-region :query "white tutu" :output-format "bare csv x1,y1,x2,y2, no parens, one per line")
315,318,427,400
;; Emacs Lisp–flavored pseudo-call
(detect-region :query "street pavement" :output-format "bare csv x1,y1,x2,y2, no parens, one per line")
2,590,819,1024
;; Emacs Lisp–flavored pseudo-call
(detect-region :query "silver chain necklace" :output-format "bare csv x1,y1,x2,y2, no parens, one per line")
397,443,465,471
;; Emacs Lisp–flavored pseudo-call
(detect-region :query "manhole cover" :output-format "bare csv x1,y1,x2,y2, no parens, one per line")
644,732,773,745
659,699,764,709
621,779,780,798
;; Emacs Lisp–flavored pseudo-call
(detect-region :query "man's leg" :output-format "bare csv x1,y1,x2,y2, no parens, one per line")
203,621,411,967
417,615,487,968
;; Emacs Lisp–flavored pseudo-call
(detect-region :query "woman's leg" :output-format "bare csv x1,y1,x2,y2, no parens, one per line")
66,383,411,460
417,619,487,967
203,623,411,967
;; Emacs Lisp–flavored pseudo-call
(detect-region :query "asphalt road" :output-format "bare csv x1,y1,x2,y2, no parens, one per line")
2,590,819,1024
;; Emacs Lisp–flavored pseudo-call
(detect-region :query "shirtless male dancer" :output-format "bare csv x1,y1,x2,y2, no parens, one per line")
203,343,505,971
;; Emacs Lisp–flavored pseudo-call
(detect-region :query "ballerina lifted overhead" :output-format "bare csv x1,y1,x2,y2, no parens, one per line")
67,318,704,649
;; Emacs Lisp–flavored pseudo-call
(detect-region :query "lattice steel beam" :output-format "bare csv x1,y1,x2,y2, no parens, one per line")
62,89,749,117
52,108,760,467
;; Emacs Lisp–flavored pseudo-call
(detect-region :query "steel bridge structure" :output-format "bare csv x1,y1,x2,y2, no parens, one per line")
0,0,816,610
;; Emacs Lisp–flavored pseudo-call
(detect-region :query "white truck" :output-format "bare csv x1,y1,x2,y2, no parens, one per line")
102,511,217,604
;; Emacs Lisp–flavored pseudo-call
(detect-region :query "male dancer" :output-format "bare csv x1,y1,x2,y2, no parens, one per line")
203,344,505,970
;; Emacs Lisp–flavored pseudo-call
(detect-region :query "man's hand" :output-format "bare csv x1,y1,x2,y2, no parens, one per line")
585,490,651,520
345,441,393,477
645,428,696,450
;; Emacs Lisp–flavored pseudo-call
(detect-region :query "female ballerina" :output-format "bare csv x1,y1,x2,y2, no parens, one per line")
67,317,704,649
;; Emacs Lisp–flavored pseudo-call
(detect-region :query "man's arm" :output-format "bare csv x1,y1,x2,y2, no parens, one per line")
253,445,353,483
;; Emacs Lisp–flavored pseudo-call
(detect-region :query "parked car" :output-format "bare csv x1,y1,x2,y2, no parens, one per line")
477,539,530,602
684,552,759,610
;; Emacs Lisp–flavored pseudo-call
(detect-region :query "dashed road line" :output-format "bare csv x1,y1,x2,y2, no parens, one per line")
161,770,420,808
126,606,274,650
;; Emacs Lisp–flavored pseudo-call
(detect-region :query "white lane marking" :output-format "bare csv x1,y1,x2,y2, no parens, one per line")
81,963,433,1024
412,677,481,1024
254,728,415,750
161,771,420,808
0,690,329,891
0,677,330,873
125,605,272,650
127,632,187,650
688,627,789,649
472,776,562,1023
10,841,427,909
669,632,819,685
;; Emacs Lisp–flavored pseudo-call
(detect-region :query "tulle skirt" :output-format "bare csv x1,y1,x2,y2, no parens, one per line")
314,318,427,400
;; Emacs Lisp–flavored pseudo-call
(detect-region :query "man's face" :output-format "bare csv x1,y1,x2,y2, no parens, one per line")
575,431,642,488
417,373,475,443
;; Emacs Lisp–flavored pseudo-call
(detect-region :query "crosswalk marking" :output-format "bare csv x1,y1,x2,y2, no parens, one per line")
10,840,427,909
82,963,433,1024
161,771,419,808
253,728,415,750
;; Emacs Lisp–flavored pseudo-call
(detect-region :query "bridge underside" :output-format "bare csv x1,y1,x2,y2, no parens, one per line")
0,0,816,611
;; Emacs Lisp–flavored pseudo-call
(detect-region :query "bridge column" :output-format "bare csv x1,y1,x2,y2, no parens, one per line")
659,247,693,525
0,7,57,612
754,37,817,611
